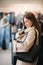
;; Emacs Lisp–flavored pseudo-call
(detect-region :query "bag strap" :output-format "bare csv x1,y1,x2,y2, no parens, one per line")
23,29,37,44
34,29,37,45
29,29,37,51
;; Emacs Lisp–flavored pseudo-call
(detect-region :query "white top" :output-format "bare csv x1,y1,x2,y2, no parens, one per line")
13,26,39,52
0,18,4,27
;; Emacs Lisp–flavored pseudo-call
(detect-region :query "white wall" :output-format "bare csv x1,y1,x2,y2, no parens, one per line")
0,0,43,14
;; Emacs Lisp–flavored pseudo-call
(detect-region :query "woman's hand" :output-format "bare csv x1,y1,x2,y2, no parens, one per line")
15,30,25,39
19,30,25,35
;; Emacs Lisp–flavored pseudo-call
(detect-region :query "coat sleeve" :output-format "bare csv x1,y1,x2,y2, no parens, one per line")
17,30,35,52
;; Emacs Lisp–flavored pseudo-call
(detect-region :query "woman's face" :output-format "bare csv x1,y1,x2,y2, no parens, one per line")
24,17,33,28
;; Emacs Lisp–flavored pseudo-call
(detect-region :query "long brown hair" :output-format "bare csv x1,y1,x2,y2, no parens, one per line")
24,12,40,33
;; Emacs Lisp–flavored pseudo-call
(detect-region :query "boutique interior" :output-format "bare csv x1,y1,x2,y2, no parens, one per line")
0,0,43,65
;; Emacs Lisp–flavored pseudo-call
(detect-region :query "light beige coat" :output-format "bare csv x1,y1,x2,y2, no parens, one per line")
13,27,39,65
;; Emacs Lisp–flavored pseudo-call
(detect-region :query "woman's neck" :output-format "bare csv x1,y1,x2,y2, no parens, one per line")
27,26,31,29
27,25,33,29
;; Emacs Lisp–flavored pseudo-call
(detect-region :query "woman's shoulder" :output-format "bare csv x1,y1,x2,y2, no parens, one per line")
29,27,39,34
25,27,39,37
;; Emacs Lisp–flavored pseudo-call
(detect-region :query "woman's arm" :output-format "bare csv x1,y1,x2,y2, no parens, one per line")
15,30,25,39
16,30,35,52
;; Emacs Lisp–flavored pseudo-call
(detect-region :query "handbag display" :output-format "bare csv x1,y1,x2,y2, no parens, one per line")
15,29,40,63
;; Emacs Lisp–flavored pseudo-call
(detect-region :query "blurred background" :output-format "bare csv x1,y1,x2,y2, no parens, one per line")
0,0,43,65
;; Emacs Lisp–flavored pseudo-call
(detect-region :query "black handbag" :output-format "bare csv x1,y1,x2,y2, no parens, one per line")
16,45,40,63
15,30,40,63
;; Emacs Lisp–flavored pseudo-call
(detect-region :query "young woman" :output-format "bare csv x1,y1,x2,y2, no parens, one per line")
13,12,40,65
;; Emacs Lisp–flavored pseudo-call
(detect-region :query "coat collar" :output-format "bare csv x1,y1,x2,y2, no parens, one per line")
25,26,35,33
